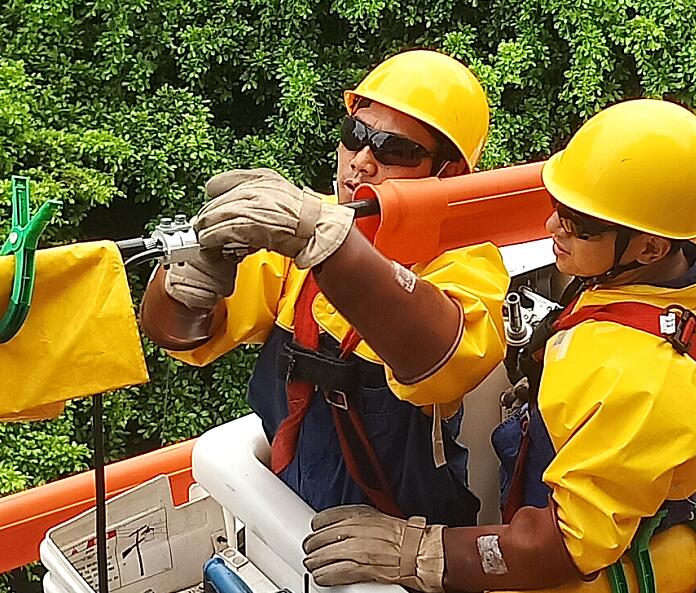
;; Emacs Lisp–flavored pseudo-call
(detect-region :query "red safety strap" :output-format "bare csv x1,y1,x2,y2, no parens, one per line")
271,276,403,516
329,328,404,517
554,301,696,361
271,274,321,474
502,299,696,522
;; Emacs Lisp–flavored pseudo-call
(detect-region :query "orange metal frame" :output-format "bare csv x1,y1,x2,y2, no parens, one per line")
0,438,196,573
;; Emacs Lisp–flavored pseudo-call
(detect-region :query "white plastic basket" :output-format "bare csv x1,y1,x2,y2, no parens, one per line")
40,475,227,593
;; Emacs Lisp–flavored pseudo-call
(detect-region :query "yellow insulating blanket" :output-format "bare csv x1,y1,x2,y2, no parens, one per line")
0,241,148,420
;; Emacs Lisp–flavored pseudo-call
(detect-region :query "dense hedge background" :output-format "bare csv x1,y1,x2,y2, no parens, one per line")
1,0,695,589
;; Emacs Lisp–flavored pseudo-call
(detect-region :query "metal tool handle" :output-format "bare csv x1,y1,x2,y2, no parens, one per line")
504,292,532,346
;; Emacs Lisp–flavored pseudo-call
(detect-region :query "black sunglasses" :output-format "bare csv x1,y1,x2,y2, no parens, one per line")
340,116,438,167
550,197,618,241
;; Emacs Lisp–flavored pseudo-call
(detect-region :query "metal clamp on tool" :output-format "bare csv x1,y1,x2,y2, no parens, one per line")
117,200,380,270
117,214,200,268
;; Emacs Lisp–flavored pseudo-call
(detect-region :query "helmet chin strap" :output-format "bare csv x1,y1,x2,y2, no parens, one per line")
578,228,645,286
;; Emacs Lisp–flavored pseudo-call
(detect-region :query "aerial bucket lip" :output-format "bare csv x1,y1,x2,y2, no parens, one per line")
354,161,553,265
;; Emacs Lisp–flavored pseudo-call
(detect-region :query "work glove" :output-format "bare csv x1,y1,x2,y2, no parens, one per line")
164,172,262,310
164,244,239,310
302,505,445,593
501,376,530,416
194,168,355,269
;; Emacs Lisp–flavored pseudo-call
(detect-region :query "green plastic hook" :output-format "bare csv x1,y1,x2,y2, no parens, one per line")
607,560,630,593
607,509,670,593
0,176,61,343
627,510,668,593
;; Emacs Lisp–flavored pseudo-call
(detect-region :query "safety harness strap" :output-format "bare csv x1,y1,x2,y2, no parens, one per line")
271,275,403,516
270,274,322,474
330,327,404,517
553,300,696,361
277,341,358,393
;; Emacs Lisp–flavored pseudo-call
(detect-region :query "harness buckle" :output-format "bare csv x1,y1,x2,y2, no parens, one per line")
661,305,696,355
324,390,349,410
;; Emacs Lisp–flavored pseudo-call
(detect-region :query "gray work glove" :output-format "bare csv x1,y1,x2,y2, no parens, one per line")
163,172,260,310
164,245,238,310
501,376,530,413
302,505,445,593
194,168,355,269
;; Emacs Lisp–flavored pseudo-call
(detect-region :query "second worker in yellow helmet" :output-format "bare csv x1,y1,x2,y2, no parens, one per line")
301,98,696,593
140,50,509,525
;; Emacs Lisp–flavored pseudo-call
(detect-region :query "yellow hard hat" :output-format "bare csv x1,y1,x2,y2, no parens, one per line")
543,99,696,240
344,50,489,171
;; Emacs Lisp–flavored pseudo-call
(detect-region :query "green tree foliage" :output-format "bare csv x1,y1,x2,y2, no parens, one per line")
1,0,695,586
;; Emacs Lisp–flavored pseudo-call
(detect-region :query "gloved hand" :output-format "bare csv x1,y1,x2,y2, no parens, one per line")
501,376,530,410
194,168,354,269
302,505,445,593
164,246,238,310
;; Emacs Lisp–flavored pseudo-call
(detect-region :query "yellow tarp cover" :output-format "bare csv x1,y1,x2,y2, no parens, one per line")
0,241,149,420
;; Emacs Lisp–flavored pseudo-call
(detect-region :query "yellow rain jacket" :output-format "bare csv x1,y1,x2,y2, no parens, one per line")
173,242,509,413
539,279,696,575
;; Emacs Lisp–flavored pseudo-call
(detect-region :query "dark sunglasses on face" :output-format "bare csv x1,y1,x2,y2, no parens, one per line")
340,116,439,167
550,197,618,241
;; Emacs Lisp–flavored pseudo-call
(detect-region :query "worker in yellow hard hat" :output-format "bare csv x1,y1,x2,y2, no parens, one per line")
301,99,696,593
140,49,509,525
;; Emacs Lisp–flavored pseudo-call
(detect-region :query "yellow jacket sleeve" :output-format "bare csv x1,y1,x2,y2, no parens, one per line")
385,242,509,408
170,249,290,366
539,321,696,575
173,240,508,414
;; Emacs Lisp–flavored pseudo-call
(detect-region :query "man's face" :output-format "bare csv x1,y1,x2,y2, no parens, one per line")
546,210,612,277
336,101,438,203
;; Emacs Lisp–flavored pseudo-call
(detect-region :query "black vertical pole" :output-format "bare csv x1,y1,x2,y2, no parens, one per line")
93,393,109,593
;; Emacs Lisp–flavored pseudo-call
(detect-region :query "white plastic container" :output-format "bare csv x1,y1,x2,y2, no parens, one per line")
40,474,228,593
191,413,403,593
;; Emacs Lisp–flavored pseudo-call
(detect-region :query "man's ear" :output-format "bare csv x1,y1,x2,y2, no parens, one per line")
437,158,469,178
635,234,674,265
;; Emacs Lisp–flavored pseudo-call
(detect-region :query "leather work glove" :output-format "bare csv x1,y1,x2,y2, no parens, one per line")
302,505,445,593
164,245,239,310
194,168,355,269
501,376,530,417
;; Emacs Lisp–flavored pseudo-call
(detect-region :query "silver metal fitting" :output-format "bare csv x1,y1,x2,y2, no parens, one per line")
151,215,200,265
518,286,562,324
148,213,254,265
505,292,532,346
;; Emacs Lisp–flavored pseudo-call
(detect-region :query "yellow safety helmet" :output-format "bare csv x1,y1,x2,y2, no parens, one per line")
344,50,489,171
543,99,696,240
